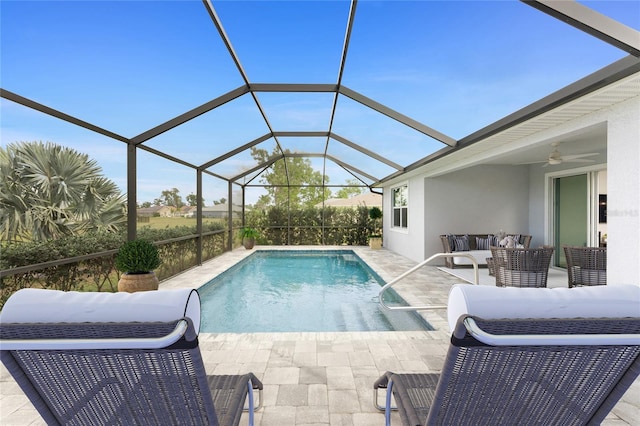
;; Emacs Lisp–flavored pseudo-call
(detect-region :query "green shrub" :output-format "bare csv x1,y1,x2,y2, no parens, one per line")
114,239,161,274
239,227,260,239
369,207,382,236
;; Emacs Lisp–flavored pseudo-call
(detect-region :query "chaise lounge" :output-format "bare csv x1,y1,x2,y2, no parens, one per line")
0,288,263,426
374,284,640,425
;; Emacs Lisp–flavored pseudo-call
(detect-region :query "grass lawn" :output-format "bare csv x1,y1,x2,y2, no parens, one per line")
137,216,226,229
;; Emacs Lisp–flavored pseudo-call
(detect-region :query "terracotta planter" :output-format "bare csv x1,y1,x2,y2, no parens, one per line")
118,272,159,292
369,237,382,250
243,238,255,249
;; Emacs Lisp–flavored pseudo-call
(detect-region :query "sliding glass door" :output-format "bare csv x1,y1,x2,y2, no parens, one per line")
554,174,588,267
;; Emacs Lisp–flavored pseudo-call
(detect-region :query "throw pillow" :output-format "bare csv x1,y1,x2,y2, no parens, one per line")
476,237,490,250
488,234,500,247
453,235,470,251
508,234,521,244
446,234,456,251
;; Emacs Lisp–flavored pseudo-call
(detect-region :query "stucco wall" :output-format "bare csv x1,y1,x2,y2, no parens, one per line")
381,96,639,282
526,96,639,286
607,96,640,286
385,165,530,263
422,165,530,263
383,177,425,262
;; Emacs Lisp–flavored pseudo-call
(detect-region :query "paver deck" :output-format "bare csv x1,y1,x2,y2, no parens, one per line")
1,246,638,425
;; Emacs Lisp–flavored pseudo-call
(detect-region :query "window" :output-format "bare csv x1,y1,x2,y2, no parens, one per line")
392,184,408,228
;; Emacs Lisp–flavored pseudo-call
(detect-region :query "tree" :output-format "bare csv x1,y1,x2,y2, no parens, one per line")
186,193,205,207
251,147,331,208
0,141,126,241
158,188,184,208
335,179,366,199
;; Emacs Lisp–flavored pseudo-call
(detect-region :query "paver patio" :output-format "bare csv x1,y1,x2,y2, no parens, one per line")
1,246,638,425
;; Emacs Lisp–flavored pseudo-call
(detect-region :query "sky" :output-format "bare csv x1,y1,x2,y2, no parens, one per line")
1,0,638,206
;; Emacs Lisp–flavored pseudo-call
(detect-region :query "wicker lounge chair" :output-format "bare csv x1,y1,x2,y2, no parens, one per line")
0,288,263,426
374,284,640,426
490,246,554,287
564,245,607,287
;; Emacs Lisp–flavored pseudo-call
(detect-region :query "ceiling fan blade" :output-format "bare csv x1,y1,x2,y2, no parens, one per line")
562,153,599,160
564,158,596,163
514,160,548,165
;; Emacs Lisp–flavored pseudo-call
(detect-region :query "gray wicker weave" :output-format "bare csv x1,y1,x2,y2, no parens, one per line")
564,245,607,288
486,257,495,276
0,319,263,426
490,246,555,288
374,316,640,426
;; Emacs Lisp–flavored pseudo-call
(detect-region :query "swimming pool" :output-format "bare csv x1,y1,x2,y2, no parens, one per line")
198,250,432,333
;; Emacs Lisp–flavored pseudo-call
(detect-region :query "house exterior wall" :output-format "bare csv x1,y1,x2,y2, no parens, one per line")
137,206,173,217
526,96,639,286
423,165,530,264
384,165,529,263
384,177,425,261
607,96,639,286
381,95,638,285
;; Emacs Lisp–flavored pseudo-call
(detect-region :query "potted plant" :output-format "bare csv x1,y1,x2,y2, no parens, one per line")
368,207,383,249
240,227,260,249
115,239,162,292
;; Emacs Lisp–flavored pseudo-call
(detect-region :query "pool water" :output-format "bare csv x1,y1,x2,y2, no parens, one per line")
198,250,433,333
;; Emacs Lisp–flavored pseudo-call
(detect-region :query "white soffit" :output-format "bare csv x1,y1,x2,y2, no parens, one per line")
414,71,640,179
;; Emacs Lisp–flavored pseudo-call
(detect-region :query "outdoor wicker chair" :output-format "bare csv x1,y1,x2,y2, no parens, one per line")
486,257,495,276
0,288,263,426
564,245,607,287
490,246,555,287
373,284,640,426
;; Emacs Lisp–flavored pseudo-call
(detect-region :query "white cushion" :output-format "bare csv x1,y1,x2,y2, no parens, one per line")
452,250,492,265
447,284,640,332
0,288,201,333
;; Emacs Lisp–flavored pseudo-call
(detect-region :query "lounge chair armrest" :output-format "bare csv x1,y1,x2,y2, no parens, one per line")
0,319,192,350
462,317,640,346
373,372,391,389
248,372,263,390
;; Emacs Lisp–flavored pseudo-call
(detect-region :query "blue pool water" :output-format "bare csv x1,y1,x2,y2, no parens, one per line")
198,250,433,333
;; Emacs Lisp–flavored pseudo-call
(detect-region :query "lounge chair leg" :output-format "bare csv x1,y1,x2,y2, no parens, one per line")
373,387,386,411
374,374,398,412
254,388,263,411
385,380,394,426
244,382,262,412
246,380,255,425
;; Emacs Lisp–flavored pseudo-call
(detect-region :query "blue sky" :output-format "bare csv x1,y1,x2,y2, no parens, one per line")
1,0,638,205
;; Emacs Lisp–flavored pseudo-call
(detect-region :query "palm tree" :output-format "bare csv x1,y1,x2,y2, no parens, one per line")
0,141,126,241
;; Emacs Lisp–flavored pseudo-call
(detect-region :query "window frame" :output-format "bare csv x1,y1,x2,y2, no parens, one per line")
391,183,408,230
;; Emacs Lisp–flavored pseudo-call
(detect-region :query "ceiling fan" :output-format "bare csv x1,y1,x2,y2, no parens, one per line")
516,142,599,167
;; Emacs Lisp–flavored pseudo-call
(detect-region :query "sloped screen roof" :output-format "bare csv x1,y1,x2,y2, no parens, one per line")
1,0,638,204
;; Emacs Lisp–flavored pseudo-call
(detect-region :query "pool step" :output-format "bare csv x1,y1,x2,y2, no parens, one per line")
338,303,380,332
381,309,432,331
